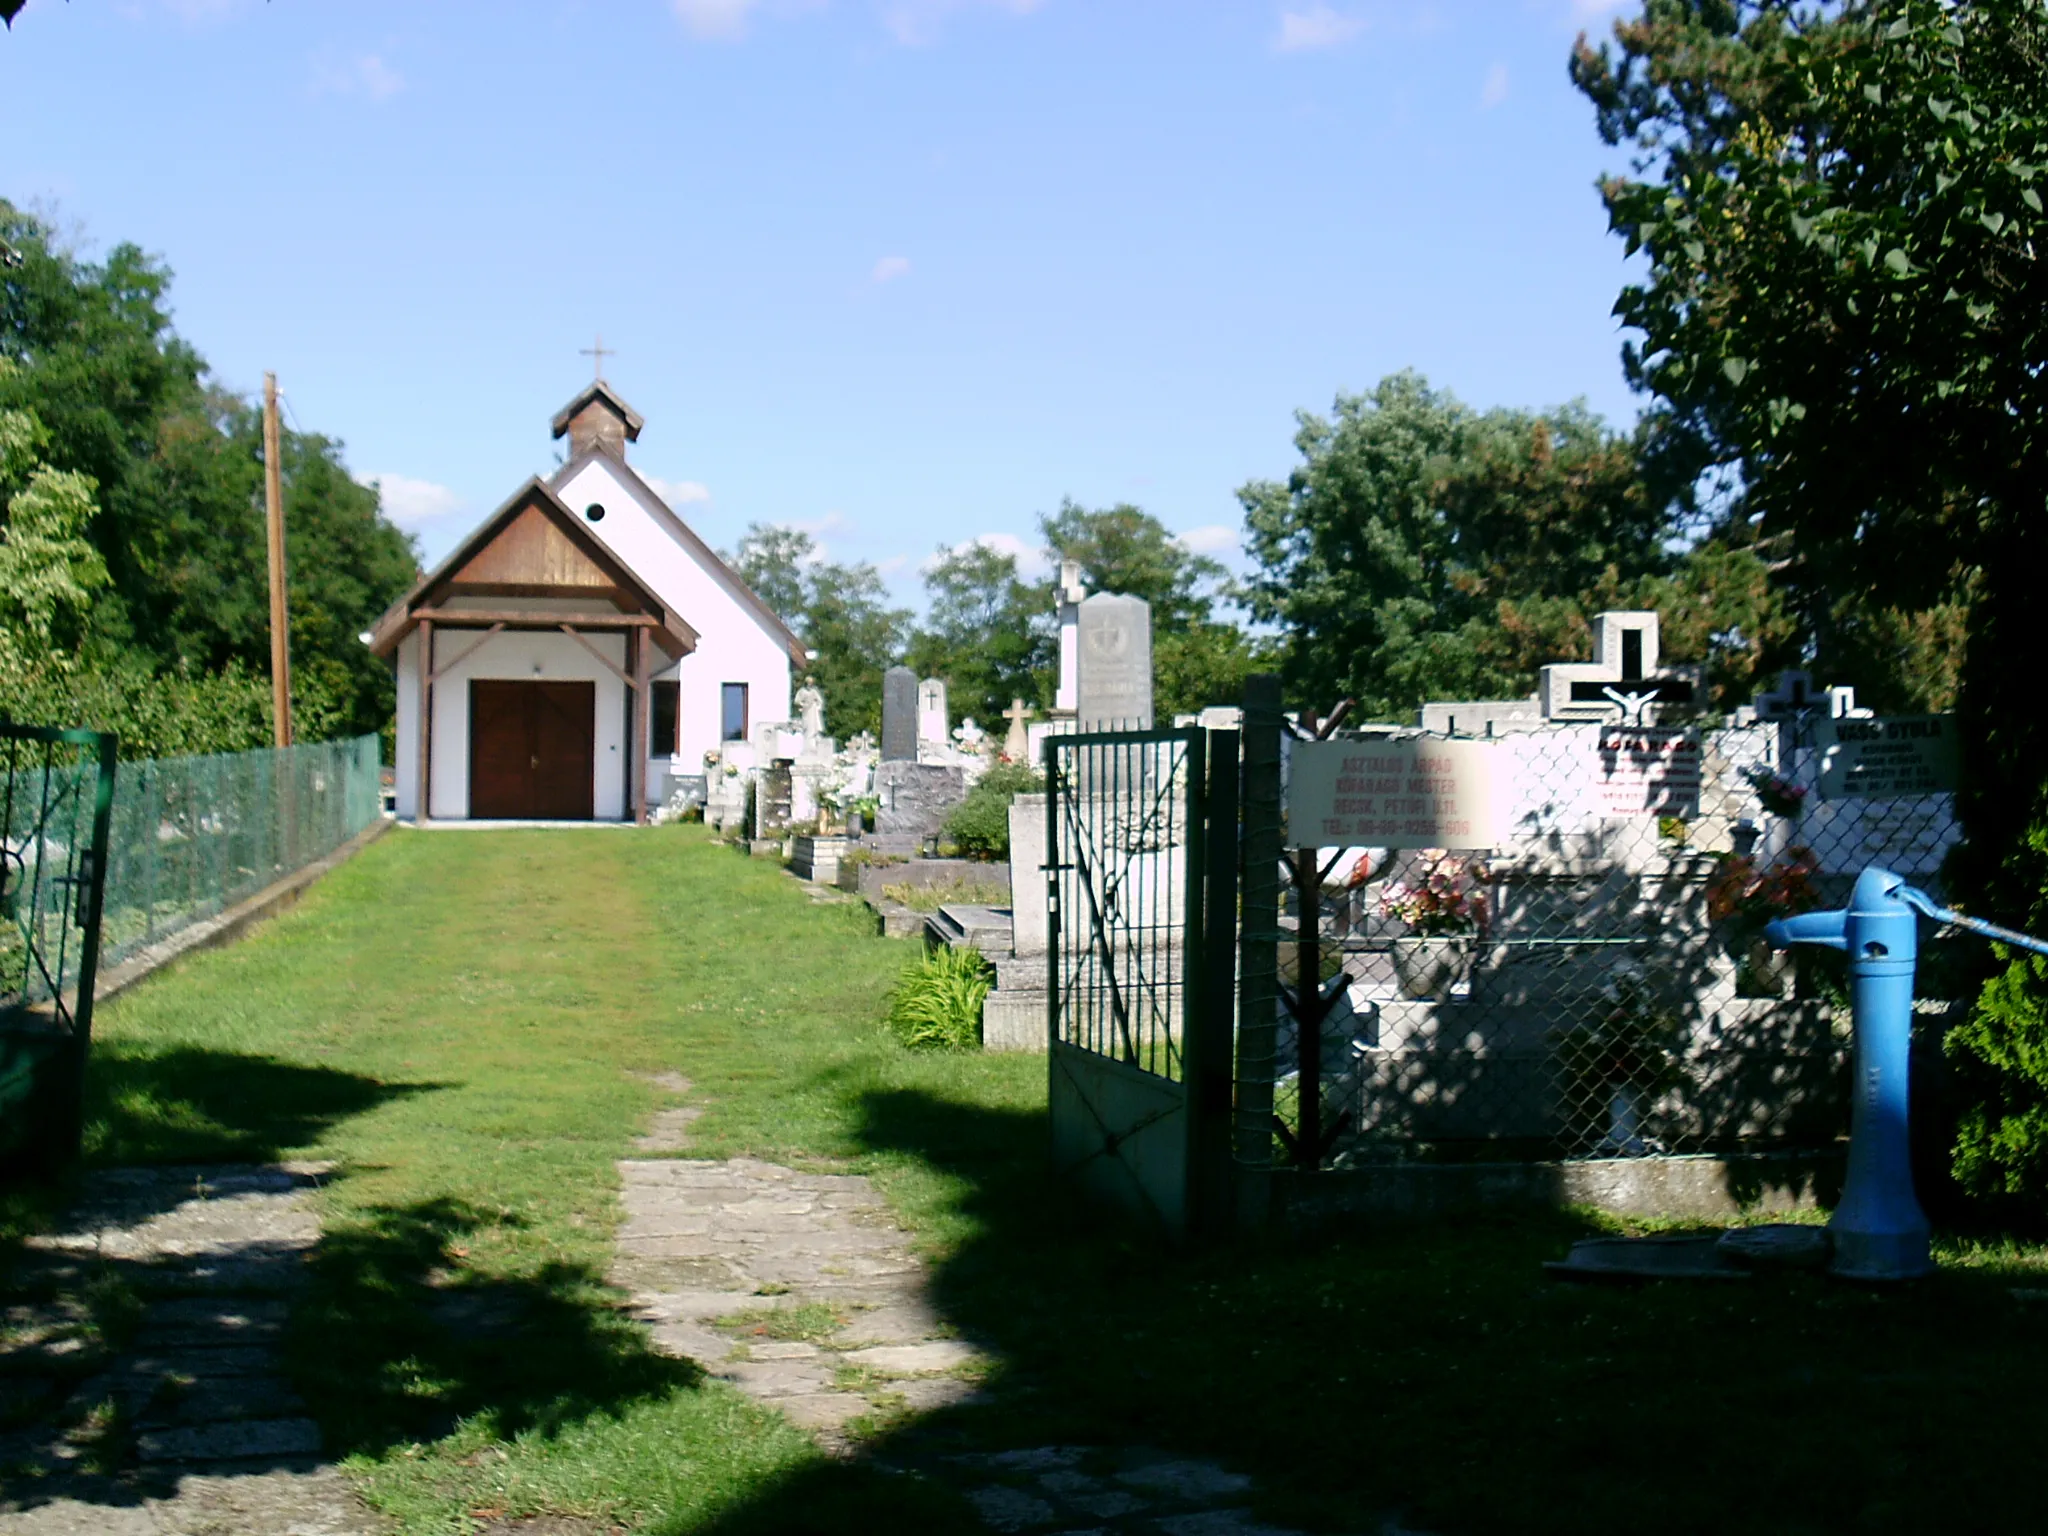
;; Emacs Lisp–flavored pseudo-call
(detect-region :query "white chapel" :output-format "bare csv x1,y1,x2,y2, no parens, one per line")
370,380,804,823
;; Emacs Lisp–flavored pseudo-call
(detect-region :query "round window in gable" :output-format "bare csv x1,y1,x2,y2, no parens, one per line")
584,503,606,522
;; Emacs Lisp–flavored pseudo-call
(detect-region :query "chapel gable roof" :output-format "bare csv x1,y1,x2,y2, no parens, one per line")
366,477,698,659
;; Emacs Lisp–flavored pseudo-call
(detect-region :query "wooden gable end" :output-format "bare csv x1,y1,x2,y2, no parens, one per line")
439,500,623,599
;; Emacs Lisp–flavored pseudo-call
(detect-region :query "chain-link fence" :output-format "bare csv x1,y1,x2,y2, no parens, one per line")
95,735,383,972
1253,713,1961,1169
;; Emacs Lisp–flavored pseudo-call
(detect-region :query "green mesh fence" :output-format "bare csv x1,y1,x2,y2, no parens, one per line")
97,734,383,972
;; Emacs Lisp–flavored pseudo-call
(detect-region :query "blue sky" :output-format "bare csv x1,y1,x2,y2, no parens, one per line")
2,0,1639,609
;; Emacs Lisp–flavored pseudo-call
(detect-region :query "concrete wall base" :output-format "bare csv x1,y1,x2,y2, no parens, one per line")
982,990,1047,1052
1258,1152,1843,1232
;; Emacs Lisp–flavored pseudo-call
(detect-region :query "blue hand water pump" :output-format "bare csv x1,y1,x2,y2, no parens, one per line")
1766,866,2048,1282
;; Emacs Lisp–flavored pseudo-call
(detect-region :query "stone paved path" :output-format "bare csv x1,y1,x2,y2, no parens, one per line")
614,1145,1359,1534
0,1165,381,1535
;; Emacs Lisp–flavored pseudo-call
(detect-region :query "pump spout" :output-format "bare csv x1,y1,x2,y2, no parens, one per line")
1764,909,1848,952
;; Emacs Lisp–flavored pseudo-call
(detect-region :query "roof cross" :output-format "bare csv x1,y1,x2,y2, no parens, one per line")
579,334,615,381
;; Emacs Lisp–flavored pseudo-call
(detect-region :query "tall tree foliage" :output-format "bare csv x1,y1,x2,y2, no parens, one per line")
1573,0,2048,1199
0,203,419,752
1239,371,1790,719
726,523,911,739
905,540,1049,727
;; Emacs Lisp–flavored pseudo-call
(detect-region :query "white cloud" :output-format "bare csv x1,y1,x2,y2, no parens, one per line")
921,531,1048,576
312,50,404,101
1481,61,1509,108
871,255,912,284
358,472,462,528
643,475,712,507
880,0,1042,48
672,0,759,40
783,511,847,536
875,554,910,576
1570,0,1630,19
1175,525,1241,557
1274,5,1366,53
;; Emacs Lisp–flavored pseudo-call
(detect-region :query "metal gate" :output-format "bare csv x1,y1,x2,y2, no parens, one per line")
1046,727,1238,1240
1,724,117,1169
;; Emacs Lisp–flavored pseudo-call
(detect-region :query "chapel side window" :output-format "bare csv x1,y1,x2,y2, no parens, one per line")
721,683,748,743
651,680,680,756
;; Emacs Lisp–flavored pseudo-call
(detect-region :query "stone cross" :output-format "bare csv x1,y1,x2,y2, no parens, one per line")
1054,560,1087,713
1076,592,1153,731
1003,698,1035,763
1537,610,1699,724
916,678,949,750
880,666,918,761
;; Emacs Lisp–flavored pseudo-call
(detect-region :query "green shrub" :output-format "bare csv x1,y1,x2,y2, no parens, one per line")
886,944,992,1051
1948,948,2048,1205
941,764,1044,862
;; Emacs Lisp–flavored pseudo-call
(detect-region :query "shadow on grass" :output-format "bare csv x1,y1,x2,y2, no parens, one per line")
292,1193,706,1457
80,1046,437,1169
684,1084,2048,1536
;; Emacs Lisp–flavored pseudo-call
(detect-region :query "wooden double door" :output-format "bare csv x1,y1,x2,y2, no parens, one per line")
469,680,595,821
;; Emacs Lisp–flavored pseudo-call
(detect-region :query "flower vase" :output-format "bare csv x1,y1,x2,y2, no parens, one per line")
1740,935,1791,999
1601,1085,1651,1156
1392,936,1470,1000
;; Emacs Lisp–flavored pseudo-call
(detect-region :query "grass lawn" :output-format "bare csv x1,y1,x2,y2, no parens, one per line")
8,824,2048,1534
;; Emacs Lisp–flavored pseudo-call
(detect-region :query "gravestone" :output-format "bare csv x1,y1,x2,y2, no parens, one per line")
1075,592,1153,730
1003,698,1035,763
881,666,918,761
917,678,949,754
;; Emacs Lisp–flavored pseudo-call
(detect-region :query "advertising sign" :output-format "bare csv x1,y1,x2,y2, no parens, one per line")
1287,738,1502,849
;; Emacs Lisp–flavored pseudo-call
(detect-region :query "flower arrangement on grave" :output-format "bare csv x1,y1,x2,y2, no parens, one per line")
1705,845,1822,935
1553,962,1689,1152
1376,854,1488,937
1742,763,1808,818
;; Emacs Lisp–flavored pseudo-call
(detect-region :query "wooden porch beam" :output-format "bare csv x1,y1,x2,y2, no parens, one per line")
426,622,505,685
558,624,638,689
414,607,660,629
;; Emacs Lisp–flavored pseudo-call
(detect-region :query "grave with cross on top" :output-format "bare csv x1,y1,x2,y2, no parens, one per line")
1537,610,1703,725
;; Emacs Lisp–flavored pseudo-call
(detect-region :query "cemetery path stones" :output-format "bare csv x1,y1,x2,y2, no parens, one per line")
0,1163,383,1535
611,1150,1375,1534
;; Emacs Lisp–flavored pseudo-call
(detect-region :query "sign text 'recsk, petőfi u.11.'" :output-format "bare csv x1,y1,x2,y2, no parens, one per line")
1287,739,1502,849
1814,715,1960,800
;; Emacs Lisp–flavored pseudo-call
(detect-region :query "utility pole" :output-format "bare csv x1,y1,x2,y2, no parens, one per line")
263,372,293,748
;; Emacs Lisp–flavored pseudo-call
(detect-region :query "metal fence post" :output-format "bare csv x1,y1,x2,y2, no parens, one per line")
1236,677,1284,1221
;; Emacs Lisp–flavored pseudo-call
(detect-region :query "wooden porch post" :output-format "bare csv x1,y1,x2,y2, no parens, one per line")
631,628,650,824
416,618,434,824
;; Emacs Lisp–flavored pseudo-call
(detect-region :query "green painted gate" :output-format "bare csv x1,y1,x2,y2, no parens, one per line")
1045,726,1238,1240
1,724,117,1170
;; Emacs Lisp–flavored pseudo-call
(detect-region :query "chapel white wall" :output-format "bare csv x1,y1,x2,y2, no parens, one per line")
555,459,793,774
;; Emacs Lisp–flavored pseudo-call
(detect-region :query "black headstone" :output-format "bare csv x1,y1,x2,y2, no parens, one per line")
881,665,918,761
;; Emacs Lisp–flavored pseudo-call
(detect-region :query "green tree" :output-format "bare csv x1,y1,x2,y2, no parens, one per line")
905,541,1050,727
727,522,911,738
1238,371,1788,719
1572,0,2048,1198
0,203,419,745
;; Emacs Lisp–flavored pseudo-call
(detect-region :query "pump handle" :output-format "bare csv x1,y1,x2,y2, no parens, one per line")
1892,882,2048,959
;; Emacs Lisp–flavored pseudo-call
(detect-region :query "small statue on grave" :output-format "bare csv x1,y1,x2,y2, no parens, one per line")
795,678,826,742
